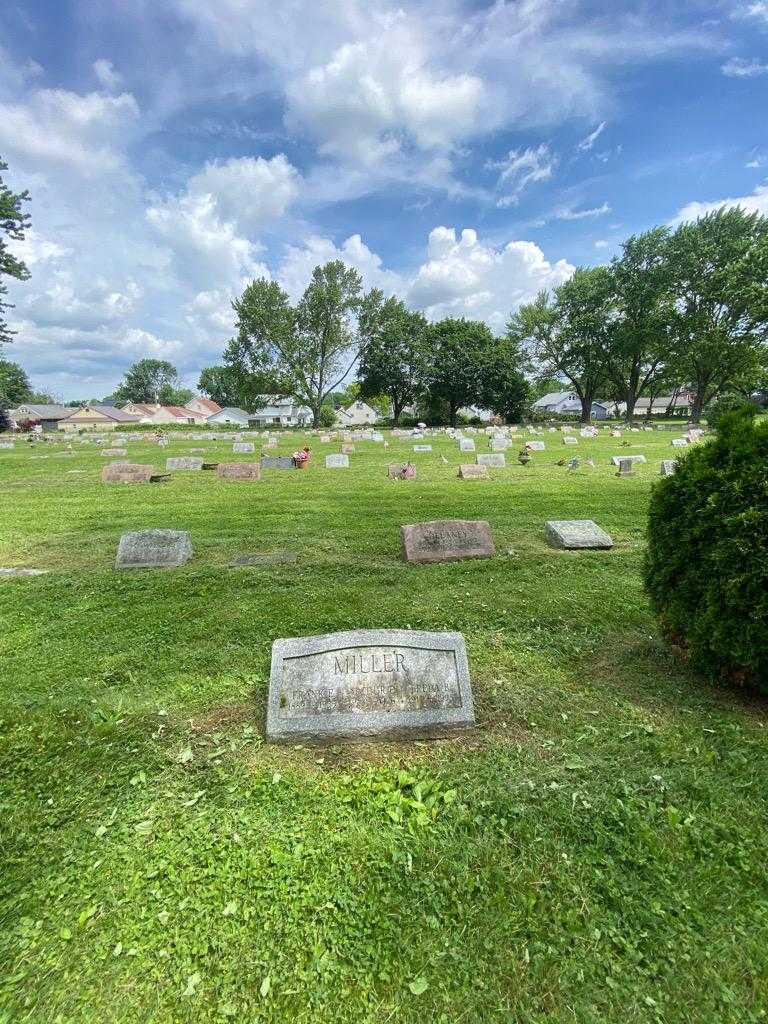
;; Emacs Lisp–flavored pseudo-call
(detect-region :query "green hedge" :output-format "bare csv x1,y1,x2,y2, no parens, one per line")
644,409,768,691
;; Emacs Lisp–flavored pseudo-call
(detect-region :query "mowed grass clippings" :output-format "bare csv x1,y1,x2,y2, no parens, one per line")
1,428,767,1024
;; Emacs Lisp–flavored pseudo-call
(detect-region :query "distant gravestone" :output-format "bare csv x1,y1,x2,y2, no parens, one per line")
610,454,646,466
230,551,298,567
458,464,488,480
261,456,295,470
370,432,385,442
401,520,495,564
115,529,193,570
326,453,349,469
342,444,355,454
102,448,127,456
0,442,15,450
166,457,203,471
562,436,578,446
319,435,331,443
459,438,476,452
266,629,475,741
388,463,416,479
217,462,261,482
232,442,255,453
660,460,677,476
545,520,613,550
102,463,154,484
490,438,509,451
671,438,688,448
616,458,634,477
527,441,546,451
477,453,505,467
0,567,49,576
413,444,432,452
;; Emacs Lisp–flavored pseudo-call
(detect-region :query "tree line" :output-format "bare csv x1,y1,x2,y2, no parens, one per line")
201,206,767,425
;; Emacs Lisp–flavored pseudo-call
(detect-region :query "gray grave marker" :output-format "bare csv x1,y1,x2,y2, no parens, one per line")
166,457,203,471
217,462,261,481
458,464,488,480
401,520,495,563
527,440,546,451
413,444,432,452
459,438,476,452
232,442,255,453
115,529,193,570
545,520,613,550
326,453,349,469
266,629,474,741
477,453,505,467
102,463,154,484
660,460,677,476
261,456,295,470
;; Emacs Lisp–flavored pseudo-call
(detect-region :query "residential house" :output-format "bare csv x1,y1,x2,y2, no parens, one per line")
532,391,615,420
186,396,222,418
58,405,140,432
633,392,694,416
250,396,313,427
334,401,379,427
120,403,208,425
8,404,73,431
206,407,253,427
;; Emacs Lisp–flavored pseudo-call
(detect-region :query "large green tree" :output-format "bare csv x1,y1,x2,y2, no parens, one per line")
477,337,531,423
232,261,372,425
357,295,429,425
0,158,31,348
0,358,32,406
426,318,495,426
509,267,612,423
667,207,768,421
113,359,190,405
604,227,676,422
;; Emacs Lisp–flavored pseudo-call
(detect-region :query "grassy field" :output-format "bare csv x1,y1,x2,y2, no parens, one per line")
1,426,767,1024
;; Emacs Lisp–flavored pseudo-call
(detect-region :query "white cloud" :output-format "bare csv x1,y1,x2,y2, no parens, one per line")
594,239,610,249
408,226,574,330
578,121,607,150
185,155,301,232
93,59,123,90
739,2,768,25
0,88,140,174
276,234,402,301
553,202,611,220
722,56,768,76
672,184,768,224
489,145,556,207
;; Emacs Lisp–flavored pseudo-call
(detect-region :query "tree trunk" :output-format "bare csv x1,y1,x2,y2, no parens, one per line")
449,401,457,427
392,398,403,427
624,393,637,424
311,402,322,427
690,393,704,423
580,395,592,424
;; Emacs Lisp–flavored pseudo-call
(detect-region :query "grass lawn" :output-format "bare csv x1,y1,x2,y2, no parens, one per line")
1,426,767,1023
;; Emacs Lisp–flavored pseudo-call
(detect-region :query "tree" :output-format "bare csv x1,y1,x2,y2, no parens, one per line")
509,267,612,423
199,359,280,409
426,318,494,426
477,337,531,423
605,227,676,422
232,261,368,425
0,359,31,406
358,295,429,425
666,207,768,422
0,158,31,347
112,359,189,405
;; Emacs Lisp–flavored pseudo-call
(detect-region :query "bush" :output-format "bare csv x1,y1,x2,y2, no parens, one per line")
705,393,759,430
644,408,768,691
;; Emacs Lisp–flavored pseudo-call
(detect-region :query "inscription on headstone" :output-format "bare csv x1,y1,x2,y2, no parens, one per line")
616,457,634,476
102,463,154,484
563,436,578,445
217,462,261,481
326,454,349,469
610,454,646,466
477,453,505,467
232,442,255,453
671,438,688,448
458,464,488,480
660,460,677,476
401,519,495,563
413,444,432,452
266,629,475,740
115,529,193,570
545,520,613,550
459,438,476,452
261,456,295,470
527,441,546,451
166,457,203,471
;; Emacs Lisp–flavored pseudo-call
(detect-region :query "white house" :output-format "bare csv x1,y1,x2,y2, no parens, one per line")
250,396,313,427
335,401,379,427
532,391,615,420
120,403,207,425
186,396,222,418
206,406,253,427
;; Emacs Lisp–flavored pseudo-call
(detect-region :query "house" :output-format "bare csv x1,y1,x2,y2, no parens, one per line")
250,396,313,427
634,392,694,416
120,403,208,425
334,401,379,427
206,406,253,427
58,404,140,432
8,404,73,431
458,405,496,423
532,391,615,420
186,396,222,418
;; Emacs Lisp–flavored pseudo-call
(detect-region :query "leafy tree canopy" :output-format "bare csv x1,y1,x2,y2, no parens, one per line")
0,157,31,347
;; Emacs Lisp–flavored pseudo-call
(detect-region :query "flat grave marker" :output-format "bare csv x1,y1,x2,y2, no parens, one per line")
401,519,495,564
459,439,476,452
477,453,505,467
545,520,613,550
115,529,193,570
266,629,475,741
232,442,255,453
458,464,488,480
326,453,349,469
261,455,295,470
388,463,416,479
610,454,646,466
166,457,203,471
217,462,261,482
102,463,154,484
527,441,546,451
413,444,433,452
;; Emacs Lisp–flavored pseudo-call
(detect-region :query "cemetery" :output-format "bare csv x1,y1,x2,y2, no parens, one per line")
2,417,767,1022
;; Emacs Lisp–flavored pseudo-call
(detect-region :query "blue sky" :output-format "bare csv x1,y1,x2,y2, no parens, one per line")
1,0,767,399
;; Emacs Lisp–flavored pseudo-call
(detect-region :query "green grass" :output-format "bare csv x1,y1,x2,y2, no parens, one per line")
1,427,767,1024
